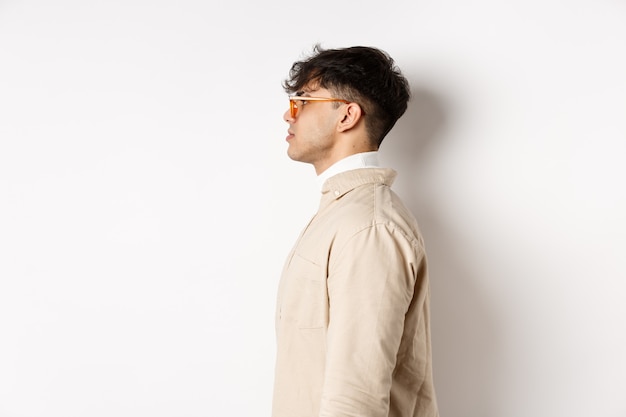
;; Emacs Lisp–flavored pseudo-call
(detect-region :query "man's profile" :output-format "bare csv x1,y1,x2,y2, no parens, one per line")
272,45,439,417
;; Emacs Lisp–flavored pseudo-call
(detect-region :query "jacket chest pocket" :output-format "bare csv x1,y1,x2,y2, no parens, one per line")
283,253,328,329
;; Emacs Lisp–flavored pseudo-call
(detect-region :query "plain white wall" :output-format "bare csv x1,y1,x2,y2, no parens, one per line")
1,1,625,416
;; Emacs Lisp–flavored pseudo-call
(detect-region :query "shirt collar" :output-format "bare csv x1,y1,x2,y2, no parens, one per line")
317,151,380,191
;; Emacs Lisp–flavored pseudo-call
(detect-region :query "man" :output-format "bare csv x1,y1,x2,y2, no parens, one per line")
273,45,439,417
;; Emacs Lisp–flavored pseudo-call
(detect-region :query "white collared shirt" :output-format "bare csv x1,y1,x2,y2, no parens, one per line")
317,151,380,191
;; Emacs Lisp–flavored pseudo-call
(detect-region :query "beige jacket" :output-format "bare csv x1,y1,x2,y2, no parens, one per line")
273,168,438,417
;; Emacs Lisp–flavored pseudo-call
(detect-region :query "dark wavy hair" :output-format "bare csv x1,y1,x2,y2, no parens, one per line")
283,45,411,147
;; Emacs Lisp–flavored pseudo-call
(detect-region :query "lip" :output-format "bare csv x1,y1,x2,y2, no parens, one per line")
286,131,294,141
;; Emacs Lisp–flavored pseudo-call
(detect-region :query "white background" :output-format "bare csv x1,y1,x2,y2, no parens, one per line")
1,1,625,416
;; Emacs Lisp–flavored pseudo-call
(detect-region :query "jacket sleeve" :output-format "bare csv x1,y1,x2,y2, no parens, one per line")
319,222,423,417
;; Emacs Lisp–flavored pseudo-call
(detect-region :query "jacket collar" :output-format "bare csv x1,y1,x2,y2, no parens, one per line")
319,168,397,208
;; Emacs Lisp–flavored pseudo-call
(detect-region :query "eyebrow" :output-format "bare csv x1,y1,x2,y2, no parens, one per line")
296,88,320,97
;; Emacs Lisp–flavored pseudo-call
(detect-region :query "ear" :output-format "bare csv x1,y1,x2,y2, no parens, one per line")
336,102,363,133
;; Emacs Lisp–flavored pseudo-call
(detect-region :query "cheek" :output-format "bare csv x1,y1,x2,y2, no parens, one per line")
310,113,336,138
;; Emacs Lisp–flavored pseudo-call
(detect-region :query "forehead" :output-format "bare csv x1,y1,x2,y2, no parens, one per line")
299,83,331,96
300,78,324,92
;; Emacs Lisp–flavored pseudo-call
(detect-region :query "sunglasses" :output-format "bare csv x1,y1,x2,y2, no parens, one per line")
288,96,350,118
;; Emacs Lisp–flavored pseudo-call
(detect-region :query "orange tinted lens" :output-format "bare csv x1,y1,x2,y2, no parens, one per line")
289,99,297,118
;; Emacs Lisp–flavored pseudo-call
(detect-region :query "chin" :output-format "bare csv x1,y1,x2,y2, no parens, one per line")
286,148,301,162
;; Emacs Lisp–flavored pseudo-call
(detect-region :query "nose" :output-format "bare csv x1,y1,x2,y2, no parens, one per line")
284,108,294,123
